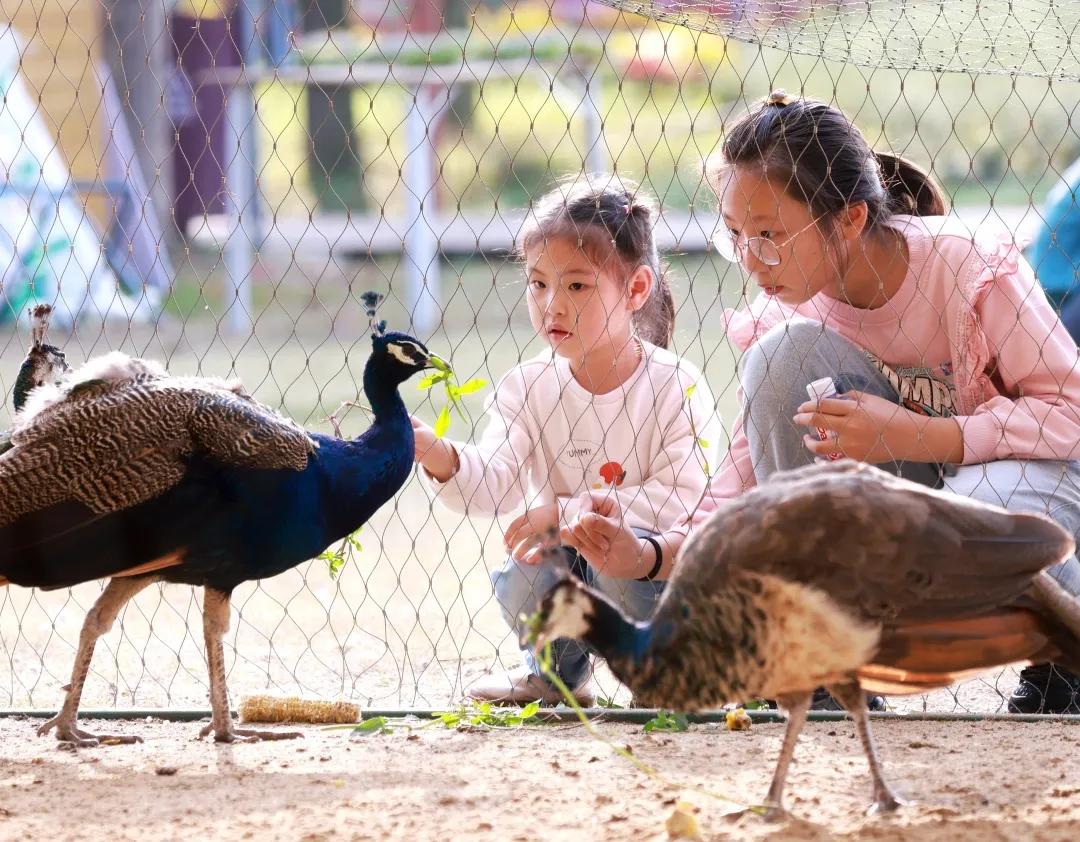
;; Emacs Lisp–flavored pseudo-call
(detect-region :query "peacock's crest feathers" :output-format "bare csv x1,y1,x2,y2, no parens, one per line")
29,304,53,349
361,291,387,338
0,352,316,527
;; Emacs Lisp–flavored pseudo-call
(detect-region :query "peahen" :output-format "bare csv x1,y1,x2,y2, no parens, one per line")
12,305,71,412
0,293,441,745
0,305,72,456
532,460,1080,817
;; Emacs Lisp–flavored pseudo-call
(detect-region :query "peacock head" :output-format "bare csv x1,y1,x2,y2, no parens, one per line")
13,304,71,412
370,331,446,383
532,573,668,697
531,576,600,652
361,291,447,384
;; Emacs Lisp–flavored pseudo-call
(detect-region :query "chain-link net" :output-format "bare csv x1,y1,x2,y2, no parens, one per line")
0,0,1077,719
599,0,1080,80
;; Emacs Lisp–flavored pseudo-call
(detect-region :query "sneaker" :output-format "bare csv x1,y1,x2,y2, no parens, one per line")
1008,664,1080,714
811,687,886,712
465,665,597,707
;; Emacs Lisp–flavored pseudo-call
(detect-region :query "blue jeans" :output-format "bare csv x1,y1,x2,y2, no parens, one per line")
740,318,1080,598
490,531,665,688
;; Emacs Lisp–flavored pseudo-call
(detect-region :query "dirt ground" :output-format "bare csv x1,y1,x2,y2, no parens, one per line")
0,715,1078,841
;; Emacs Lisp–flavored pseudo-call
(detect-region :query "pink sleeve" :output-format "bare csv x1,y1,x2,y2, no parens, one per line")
666,299,787,533
676,399,758,531
955,240,1080,463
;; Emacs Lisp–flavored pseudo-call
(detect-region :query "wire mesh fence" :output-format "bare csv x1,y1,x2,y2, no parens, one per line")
0,0,1077,717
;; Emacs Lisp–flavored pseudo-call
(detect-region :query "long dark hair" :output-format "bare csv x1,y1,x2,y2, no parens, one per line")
713,94,947,233
520,175,675,348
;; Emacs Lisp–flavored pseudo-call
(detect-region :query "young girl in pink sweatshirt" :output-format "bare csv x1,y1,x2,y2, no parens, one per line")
561,93,1080,714
412,176,720,705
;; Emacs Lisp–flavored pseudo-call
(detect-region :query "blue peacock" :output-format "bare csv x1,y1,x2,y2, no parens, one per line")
0,292,441,745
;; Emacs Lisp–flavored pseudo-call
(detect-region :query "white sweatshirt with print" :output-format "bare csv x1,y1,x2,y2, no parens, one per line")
420,342,721,533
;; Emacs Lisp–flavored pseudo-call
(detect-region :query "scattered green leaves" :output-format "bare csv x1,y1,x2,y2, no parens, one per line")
417,355,488,439
643,709,689,733
318,526,363,580
353,715,393,736
596,696,624,710
686,384,711,478
522,608,544,647
741,699,772,711
432,701,542,729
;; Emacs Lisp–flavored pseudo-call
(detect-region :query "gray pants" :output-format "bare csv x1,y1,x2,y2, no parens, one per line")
740,318,1080,597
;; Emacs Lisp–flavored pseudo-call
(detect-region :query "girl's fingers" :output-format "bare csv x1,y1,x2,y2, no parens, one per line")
796,397,858,416
575,511,619,540
571,523,610,557
793,411,832,429
558,525,580,548
520,547,544,565
793,410,853,430
503,511,530,548
504,513,546,550
803,433,840,455
512,536,541,563
576,491,621,520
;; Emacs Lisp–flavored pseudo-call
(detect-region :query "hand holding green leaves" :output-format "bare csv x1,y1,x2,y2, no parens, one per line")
412,356,488,483
416,355,487,438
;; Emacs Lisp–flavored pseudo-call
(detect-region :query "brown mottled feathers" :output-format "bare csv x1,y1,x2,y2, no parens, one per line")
673,461,1075,627
0,356,317,526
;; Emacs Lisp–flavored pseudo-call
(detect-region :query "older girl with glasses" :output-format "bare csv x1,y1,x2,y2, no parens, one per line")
558,91,1080,715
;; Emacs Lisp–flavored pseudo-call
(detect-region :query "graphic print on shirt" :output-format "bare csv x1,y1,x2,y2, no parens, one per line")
560,440,629,490
870,355,957,417
598,461,626,487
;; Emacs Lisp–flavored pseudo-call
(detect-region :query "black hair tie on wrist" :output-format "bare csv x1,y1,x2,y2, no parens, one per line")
636,534,664,582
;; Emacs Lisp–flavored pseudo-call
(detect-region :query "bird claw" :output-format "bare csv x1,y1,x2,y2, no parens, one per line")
199,723,304,743
722,804,789,824
867,790,911,816
37,716,143,747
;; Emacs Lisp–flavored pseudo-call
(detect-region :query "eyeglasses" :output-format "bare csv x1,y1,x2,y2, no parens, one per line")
712,216,825,266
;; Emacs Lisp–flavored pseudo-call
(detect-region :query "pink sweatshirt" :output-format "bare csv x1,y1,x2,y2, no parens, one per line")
688,214,1080,527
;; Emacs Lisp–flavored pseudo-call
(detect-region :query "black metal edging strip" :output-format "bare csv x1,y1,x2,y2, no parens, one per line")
0,708,1078,724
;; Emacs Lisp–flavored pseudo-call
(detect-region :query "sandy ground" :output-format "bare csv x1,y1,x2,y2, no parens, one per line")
0,716,1077,841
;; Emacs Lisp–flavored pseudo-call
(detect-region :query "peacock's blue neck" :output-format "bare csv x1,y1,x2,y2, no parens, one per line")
314,361,414,540
363,361,411,428
577,593,664,666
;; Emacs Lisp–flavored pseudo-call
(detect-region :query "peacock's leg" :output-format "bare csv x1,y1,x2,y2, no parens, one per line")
38,577,157,747
759,692,813,821
828,681,910,814
198,587,303,743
